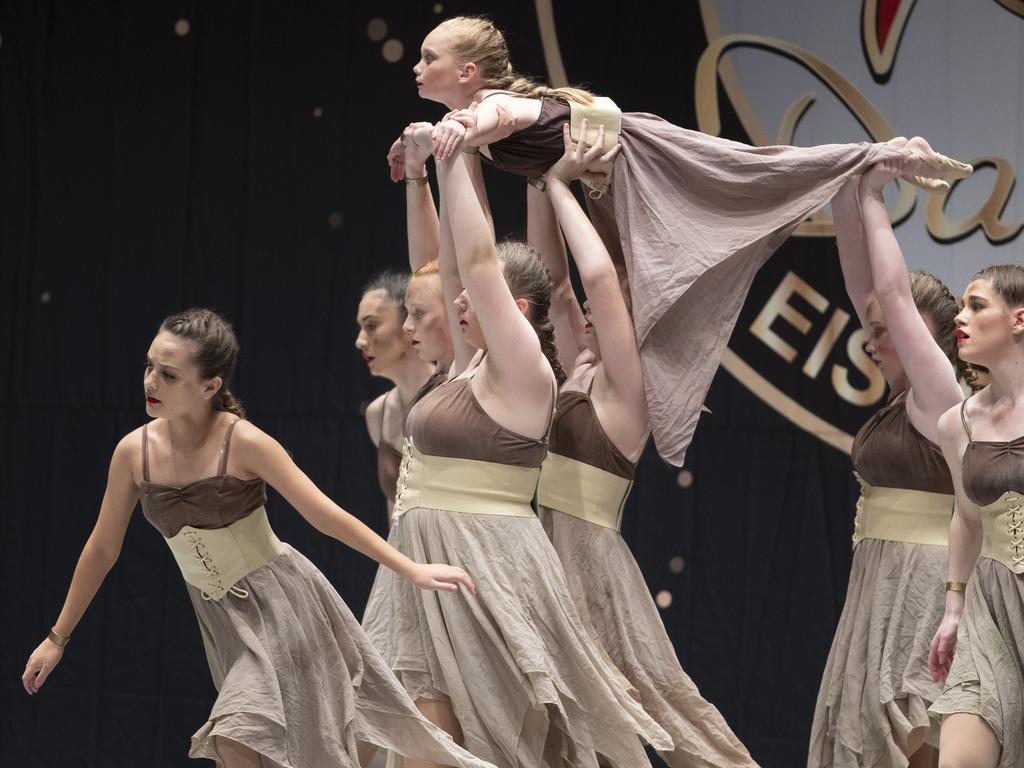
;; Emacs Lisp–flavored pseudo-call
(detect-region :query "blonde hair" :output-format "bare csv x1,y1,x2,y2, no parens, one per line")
412,259,440,277
438,16,595,105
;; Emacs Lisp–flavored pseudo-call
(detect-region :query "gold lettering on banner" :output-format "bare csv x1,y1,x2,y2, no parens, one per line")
750,271,884,403
750,272,828,362
995,0,1024,18
926,157,1024,244
805,308,850,379
835,328,886,406
693,31,918,236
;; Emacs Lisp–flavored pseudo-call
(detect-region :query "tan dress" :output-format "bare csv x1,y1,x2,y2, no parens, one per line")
928,400,1024,766
138,420,496,768
487,96,904,466
536,381,759,768
376,373,447,507
362,373,673,768
808,394,954,767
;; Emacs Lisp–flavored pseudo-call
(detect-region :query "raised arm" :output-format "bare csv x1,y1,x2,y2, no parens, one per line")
832,177,873,329
235,422,474,593
929,404,983,683
858,161,963,432
435,152,479,377
438,150,552,402
402,123,440,272
546,125,647,449
527,181,584,371
23,433,140,694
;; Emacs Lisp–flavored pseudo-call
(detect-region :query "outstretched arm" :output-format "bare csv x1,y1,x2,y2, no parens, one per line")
546,124,647,453
402,123,440,272
23,433,140,694
859,161,963,430
236,422,475,593
527,182,584,371
832,177,873,329
438,150,552,400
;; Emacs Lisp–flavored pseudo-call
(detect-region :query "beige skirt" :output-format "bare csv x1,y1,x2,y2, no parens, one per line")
362,505,673,768
185,544,494,768
538,506,758,768
929,557,1024,766
808,539,947,768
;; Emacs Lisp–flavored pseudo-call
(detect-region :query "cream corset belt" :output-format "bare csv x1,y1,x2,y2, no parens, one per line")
537,452,632,531
851,474,952,547
164,507,285,600
392,438,539,521
568,96,621,198
978,491,1024,574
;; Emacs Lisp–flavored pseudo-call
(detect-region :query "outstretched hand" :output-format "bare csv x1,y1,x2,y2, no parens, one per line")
546,120,621,185
22,638,64,695
409,562,476,595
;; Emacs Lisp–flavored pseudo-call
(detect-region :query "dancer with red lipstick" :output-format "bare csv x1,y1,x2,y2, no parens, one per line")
927,264,1024,768
362,135,674,767
356,270,437,521
532,123,759,767
808,153,970,768
406,15,973,469
20,308,497,768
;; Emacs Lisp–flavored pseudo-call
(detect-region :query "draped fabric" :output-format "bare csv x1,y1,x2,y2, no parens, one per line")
3,2,870,765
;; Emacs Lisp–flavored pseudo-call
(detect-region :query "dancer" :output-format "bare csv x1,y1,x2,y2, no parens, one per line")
21,309,495,768
928,265,1024,767
357,270,437,520
534,122,759,768
362,146,672,766
407,15,972,466
808,153,967,768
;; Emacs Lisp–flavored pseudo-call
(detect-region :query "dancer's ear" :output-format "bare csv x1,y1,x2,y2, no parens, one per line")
513,297,529,318
458,62,477,84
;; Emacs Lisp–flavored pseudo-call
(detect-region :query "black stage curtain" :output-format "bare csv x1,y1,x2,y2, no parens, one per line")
1,2,864,765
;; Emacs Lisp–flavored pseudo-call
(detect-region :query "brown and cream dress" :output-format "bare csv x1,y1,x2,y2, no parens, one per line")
536,376,759,768
362,369,673,767
138,419,495,768
928,399,1024,766
485,94,905,466
808,393,954,767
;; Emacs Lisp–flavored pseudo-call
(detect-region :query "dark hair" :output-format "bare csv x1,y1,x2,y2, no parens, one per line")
362,269,411,321
907,270,979,391
972,264,1024,308
496,240,566,384
159,308,245,417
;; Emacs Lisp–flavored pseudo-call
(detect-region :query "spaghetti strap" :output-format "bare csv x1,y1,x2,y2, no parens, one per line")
380,389,393,438
219,418,242,475
141,423,151,482
960,398,973,442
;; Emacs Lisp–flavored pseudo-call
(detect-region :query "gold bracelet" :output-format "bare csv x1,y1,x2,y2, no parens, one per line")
527,176,547,192
405,176,429,187
47,628,71,647
945,580,968,593
461,145,480,155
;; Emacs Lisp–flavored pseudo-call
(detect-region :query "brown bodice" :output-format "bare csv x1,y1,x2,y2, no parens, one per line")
549,389,636,480
407,375,548,468
377,373,448,503
850,393,954,494
960,399,1024,506
138,420,267,538
486,97,571,178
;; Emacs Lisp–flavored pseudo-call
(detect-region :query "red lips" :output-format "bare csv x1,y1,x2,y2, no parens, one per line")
411,339,420,346
363,353,375,364
955,329,970,343
146,396,161,405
